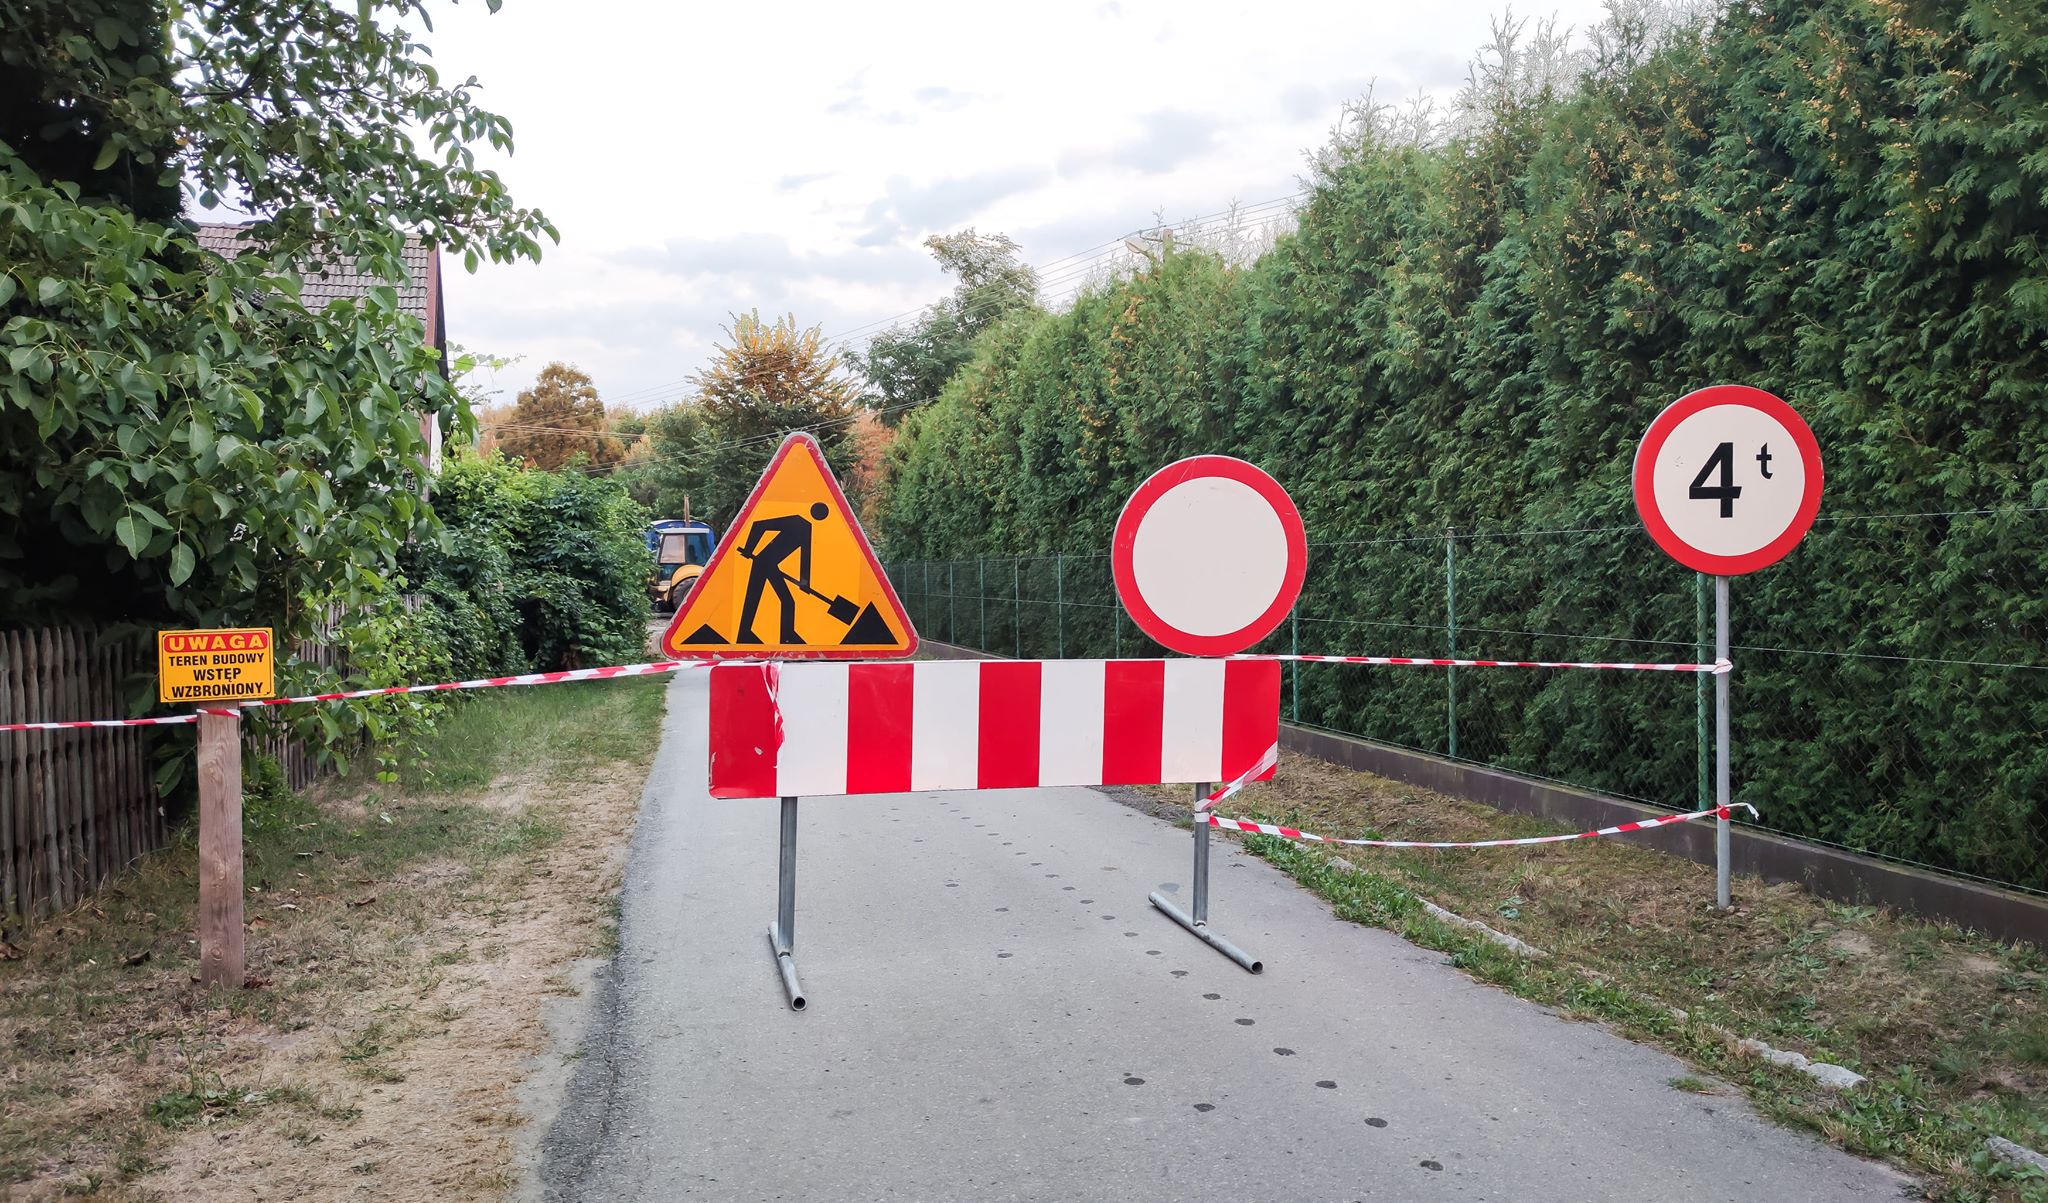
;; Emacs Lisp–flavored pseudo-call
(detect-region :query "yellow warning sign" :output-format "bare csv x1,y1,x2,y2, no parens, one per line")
158,627,276,703
660,433,918,659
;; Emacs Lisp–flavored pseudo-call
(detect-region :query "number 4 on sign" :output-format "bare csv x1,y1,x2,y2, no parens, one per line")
1688,442,1741,518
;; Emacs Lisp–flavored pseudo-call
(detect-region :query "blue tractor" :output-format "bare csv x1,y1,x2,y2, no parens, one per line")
647,518,716,614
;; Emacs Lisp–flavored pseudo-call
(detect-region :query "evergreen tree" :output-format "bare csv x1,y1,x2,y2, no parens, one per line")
612,403,712,518
872,0,2048,890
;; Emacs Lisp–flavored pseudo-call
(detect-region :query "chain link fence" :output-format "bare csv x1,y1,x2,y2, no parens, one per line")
887,506,2048,897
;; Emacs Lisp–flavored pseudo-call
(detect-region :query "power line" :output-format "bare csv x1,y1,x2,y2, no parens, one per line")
595,192,1307,411
556,395,928,479
485,194,1310,475
825,193,1304,349
479,419,652,438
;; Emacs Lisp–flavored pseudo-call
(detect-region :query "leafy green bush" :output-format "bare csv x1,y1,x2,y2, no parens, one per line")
406,454,650,677
4,0,554,792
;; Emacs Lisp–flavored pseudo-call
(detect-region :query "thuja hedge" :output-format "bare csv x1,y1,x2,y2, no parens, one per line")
874,1,2048,889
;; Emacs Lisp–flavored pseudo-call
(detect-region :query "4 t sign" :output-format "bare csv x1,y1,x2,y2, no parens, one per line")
1633,385,1824,575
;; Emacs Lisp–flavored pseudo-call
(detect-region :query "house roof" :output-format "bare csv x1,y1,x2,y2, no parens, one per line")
192,222,442,346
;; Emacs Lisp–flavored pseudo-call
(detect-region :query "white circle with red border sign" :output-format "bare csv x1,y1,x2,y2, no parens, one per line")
1112,455,1306,656
1633,384,1824,575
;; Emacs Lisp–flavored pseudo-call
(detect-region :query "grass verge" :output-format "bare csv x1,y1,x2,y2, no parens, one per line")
1177,756,2047,1203
0,675,668,1199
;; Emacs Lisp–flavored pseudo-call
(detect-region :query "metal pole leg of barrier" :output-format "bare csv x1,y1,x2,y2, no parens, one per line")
765,795,808,1010
1150,783,1264,974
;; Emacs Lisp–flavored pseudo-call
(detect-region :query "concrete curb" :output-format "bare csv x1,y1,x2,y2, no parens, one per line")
918,638,2048,947
1987,1136,2048,1176
1280,722,2048,948
1734,1038,1868,1091
1323,852,1547,958
1312,850,1868,1094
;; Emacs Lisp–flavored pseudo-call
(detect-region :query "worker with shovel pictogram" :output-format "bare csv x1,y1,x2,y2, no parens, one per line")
658,431,917,657
735,503,861,645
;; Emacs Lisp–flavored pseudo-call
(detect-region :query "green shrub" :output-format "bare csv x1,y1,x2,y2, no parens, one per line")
406,453,650,677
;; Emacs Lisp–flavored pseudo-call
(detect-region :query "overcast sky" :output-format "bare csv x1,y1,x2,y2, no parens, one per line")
428,0,1615,412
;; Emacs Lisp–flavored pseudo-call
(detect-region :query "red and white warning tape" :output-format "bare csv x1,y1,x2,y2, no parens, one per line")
1242,654,1731,674
1205,802,1758,849
1197,742,1278,813
1190,739,1754,848
0,659,707,732
0,711,210,732
241,659,694,708
0,649,1731,734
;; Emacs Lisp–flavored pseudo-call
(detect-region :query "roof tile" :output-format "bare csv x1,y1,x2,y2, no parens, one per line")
193,222,434,322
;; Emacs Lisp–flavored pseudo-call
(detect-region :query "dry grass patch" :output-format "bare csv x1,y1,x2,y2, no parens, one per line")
0,676,666,1201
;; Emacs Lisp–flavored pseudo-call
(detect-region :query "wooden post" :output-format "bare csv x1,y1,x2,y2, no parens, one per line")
197,709,244,988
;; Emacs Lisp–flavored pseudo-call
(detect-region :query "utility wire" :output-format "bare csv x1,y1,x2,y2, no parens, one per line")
594,192,1306,410
821,193,1301,348
489,194,1308,471
557,395,928,479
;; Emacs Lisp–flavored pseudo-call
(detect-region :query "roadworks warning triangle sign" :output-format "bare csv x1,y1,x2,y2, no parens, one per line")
660,432,918,659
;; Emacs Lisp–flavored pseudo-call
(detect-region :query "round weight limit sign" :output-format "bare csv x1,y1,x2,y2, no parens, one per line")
1113,455,1306,656
1634,385,1824,575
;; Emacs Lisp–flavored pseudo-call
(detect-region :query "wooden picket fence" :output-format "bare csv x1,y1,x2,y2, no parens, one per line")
0,620,356,930
0,626,166,930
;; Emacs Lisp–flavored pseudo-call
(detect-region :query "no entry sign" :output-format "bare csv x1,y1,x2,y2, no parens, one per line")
1633,385,1823,575
1112,455,1306,656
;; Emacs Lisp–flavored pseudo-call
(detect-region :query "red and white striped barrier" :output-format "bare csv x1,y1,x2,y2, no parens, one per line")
709,658,1281,799
1242,654,1731,674
1204,802,1757,849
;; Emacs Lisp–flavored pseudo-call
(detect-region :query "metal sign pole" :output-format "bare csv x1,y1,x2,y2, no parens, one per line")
1715,576,1732,910
1149,783,1264,974
1632,387,1821,910
766,795,808,1010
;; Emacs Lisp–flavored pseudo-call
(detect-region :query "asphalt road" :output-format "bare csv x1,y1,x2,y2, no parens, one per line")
539,671,1907,1202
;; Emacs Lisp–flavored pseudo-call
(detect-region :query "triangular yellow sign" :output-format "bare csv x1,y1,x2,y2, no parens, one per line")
659,433,918,659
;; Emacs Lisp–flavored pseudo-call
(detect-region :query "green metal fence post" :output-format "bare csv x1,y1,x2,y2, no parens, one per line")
978,558,986,651
1697,571,1709,813
1013,557,1021,659
1290,608,1300,724
1055,554,1066,659
948,562,956,643
1113,588,1122,659
1446,527,1458,761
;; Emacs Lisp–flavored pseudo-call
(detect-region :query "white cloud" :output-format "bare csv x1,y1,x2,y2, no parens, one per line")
855,168,1055,247
427,0,1617,408
1058,110,1224,177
